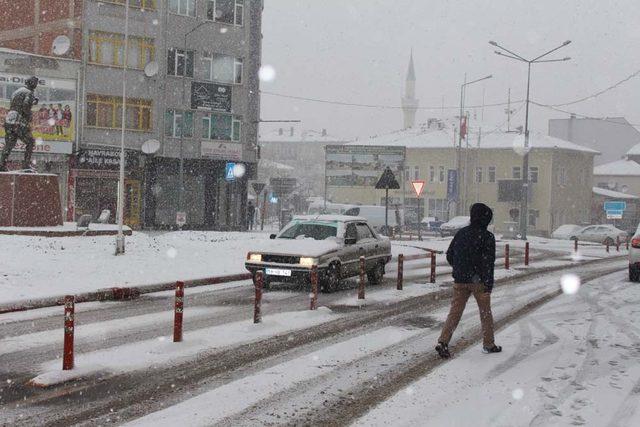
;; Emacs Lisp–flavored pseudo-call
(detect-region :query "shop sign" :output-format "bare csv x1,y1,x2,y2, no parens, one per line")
0,139,72,154
201,141,242,160
191,82,232,112
76,148,139,171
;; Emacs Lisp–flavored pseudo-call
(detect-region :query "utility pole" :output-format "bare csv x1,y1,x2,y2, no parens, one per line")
490,40,571,240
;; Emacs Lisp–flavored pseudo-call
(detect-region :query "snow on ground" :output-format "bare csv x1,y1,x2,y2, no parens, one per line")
354,270,640,427
124,326,423,427
0,231,429,306
30,307,339,386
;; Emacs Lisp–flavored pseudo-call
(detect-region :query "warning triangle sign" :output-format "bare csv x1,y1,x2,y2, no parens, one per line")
375,167,400,190
411,180,425,197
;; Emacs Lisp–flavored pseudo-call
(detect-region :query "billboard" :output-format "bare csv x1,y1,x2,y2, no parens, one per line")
325,145,405,187
0,73,76,154
191,81,232,112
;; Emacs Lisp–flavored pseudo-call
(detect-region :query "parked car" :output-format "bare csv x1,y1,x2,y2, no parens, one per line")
551,224,584,240
245,215,392,292
570,224,628,245
421,217,445,233
629,223,640,281
344,205,404,235
440,216,471,237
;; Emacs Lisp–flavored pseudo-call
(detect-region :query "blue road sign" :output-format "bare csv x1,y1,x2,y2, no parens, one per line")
225,162,236,181
604,201,626,211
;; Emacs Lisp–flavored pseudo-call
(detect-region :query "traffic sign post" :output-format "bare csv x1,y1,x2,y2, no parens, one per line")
604,200,626,223
375,167,401,236
411,180,426,241
251,182,267,230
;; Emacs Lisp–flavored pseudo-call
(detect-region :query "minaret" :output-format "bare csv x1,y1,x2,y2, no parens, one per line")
401,52,419,129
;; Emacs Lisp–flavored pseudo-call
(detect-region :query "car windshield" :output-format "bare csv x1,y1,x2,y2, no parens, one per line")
278,222,338,240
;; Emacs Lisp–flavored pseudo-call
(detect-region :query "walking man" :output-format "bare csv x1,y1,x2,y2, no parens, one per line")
247,201,256,231
436,203,502,358
0,76,39,171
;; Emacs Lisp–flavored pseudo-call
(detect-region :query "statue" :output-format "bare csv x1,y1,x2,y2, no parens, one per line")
0,76,40,171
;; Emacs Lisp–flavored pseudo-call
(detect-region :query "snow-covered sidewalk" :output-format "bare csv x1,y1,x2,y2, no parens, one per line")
355,270,640,427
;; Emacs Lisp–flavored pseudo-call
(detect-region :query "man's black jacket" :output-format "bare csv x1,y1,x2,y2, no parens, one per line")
446,203,496,289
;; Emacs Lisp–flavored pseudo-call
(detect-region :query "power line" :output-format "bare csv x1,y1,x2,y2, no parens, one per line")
537,68,640,107
260,90,519,110
531,101,640,129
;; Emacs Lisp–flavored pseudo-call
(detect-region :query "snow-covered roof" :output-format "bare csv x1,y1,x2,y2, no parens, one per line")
260,127,346,143
349,125,599,154
626,143,640,156
592,186,639,199
593,159,640,176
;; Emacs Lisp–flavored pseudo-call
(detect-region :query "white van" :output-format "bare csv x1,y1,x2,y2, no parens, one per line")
344,205,404,233
307,201,356,216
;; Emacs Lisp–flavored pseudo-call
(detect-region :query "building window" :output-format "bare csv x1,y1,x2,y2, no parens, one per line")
439,166,445,183
488,166,496,183
86,94,152,131
429,166,435,182
108,0,157,9
202,53,243,84
165,109,193,137
512,166,521,180
202,113,242,141
207,0,244,25
529,166,538,183
167,48,194,77
169,0,195,16
558,167,567,186
89,32,154,70
528,209,539,227
403,165,410,181
475,167,483,183
414,166,420,180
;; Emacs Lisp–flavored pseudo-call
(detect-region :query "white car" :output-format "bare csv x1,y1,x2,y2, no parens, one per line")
551,224,584,240
570,224,628,246
629,223,640,281
440,216,471,237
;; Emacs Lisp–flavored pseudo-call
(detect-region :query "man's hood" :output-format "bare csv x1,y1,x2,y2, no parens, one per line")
470,203,493,228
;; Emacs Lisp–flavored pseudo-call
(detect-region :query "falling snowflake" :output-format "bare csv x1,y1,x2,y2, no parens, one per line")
561,274,580,295
220,27,228,34
259,65,276,82
404,386,414,395
166,247,177,258
512,388,524,400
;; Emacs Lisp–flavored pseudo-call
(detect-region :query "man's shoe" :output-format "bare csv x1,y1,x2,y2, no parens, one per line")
482,344,502,354
435,342,451,359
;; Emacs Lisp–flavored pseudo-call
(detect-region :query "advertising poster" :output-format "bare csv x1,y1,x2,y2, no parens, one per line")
325,145,405,187
191,81,232,112
0,73,76,154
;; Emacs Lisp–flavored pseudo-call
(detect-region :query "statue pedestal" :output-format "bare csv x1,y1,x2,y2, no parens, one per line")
0,172,63,227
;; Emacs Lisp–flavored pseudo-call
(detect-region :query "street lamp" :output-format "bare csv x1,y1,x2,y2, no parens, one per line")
178,21,210,226
490,40,571,240
115,0,131,255
456,74,492,216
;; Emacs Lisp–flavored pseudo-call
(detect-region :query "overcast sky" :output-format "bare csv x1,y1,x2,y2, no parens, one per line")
259,0,640,140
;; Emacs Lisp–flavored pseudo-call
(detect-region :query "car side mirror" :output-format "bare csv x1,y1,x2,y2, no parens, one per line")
345,237,357,245
269,234,277,240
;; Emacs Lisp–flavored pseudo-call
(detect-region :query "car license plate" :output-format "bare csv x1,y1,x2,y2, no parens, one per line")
265,268,292,277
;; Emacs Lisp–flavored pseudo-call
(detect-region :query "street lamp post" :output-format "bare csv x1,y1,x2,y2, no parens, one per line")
489,40,571,240
115,0,130,255
456,74,492,216
178,21,210,226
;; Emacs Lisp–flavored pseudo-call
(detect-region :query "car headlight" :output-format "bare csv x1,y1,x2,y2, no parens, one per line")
299,257,317,267
248,253,262,262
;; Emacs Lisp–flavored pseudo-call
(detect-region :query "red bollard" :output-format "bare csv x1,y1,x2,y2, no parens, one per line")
505,244,510,270
397,254,404,290
63,295,75,371
616,236,620,252
310,265,318,310
525,241,530,266
254,271,263,323
430,251,436,283
358,256,366,299
173,281,184,342
574,238,578,253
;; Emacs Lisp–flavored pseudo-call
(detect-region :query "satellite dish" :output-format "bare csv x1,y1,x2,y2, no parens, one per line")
52,35,71,56
141,139,160,154
144,61,159,77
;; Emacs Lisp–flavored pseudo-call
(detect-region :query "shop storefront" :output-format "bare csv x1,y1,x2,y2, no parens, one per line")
68,147,143,227
144,156,254,230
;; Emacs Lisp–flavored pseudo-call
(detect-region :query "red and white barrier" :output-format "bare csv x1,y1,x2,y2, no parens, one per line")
173,281,184,342
397,254,404,290
63,295,74,371
358,256,366,300
310,265,318,310
429,251,436,283
254,271,263,323
505,244,510,270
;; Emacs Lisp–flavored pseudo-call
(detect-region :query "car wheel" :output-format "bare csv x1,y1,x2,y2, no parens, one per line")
321,263,341,293
630,265,640,282
367,261,385,285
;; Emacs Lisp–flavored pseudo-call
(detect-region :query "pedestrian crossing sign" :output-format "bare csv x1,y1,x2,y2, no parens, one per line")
225,162,236,181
